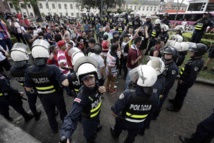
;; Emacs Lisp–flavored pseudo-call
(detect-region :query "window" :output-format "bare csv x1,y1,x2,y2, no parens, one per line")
39,3,43,8
30,13,33,17
66,12,68,16
64,4,67,9
130,6,132,9
52,4,55,9
60,13,62,15
77,13,79,17
46,3,49,9
142,6,144,10
146,7,149,11
70,4,73,9
138,6,141,10
28,4,31,8
150,7,153,11
9,3,13,8
135,6,137,10
20,3,25,8
58,4,61,9
71,13,74,16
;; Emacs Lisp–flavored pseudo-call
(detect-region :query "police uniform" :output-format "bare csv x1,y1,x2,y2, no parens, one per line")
159,32,169,44
145,26,161,55
10,64,41,120
61,83,102,142
67,72,82,97
111,86,155,143
0,74,33,122
191,17,213,43
159,61,178,108
176,51,187,67
25,64,67,133
169,57,204,111
133,18,141,30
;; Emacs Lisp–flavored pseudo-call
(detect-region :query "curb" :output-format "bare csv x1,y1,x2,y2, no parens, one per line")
176,75,214,86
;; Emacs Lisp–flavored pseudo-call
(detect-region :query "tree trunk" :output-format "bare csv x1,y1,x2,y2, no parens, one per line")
30,2,43,22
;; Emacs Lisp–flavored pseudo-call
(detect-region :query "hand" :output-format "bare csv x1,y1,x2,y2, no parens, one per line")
19,92,24,96
98,86,106,94
144,26,148,31
5,52,9,57
138,56,142,60
49,53,54,60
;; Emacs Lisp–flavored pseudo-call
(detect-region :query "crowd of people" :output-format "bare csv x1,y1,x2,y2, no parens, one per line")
0,12,214,143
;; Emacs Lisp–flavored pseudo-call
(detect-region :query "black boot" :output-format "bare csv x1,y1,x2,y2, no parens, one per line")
168,98,175,104
110,127,119,139
179,135,194,143
24,114,34,122
5,116,13,122
166,104,180,112
34,111,42,121
96,124,102,132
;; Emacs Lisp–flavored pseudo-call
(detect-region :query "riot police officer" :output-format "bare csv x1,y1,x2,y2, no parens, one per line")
167,43,207,112
60,56,106,143
145,19,161,55
179,110,214,143
0,73,33,122
24,39,69,133
191,13,213,43
158,46,178,113
133,15,141,30
110,65,157,143
10,43,41,121
173,42,189,66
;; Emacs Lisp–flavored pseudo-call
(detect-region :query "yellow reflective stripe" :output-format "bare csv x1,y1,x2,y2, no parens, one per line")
20,83,24,86
74,89,79,92
90,109,101,118
36,85,54,90
126,112,148,119
0,93,3,96
91,102,102,113
37,89,56,94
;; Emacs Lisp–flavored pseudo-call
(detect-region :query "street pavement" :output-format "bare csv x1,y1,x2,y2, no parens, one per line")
7,76,214,143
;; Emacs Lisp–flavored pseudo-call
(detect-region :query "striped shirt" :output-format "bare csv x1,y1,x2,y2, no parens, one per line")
57,50,70,76
106,51,117,76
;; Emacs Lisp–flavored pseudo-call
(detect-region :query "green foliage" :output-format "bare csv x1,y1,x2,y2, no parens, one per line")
182,32,214,46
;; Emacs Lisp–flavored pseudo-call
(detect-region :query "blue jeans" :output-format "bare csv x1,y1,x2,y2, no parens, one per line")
0,38,13,51
125,68,131,89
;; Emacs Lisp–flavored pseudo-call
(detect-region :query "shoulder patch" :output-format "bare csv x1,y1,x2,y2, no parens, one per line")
119,93,125,99
74,98,81,103
172,70,176,75
194,67,199,71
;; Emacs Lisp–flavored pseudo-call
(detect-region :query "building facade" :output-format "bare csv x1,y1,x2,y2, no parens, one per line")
7,0,99,17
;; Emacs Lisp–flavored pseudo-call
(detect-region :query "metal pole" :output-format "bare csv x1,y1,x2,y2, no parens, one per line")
101,0,103,16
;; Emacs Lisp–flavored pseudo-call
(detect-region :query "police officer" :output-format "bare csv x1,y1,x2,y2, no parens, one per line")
158,46,179,113
139,58,166,134
167,43,207,112
60,56,106,143
0,73,33,122
179,110,214,143
145,19,161,55
24,39,69,133
159,24,169,44
10,43,41,121
133,15,141,30
146,57,166,120
191,13,213,43
144,15,153,35
173,42,189,66
110,65,157,143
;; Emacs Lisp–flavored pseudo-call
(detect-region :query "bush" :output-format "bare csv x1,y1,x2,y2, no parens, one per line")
182,32,214,46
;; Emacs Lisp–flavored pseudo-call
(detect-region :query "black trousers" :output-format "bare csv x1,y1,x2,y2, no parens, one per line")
0,58,11,72
14,33,26,44
173,83,189,110
113,118,143,143
0,96,29,119
39,92,67,130
26,91,39,116
192,112,214,143
191,30,204,43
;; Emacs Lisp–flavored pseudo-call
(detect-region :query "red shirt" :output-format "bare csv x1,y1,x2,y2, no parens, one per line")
65,50,73,68
24,19,30,27
127,45,141,69
47,53,59,66
102,40,109,52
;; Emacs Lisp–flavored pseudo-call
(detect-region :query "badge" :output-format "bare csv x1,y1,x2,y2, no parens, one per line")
172,70,176,75
153,89,157,93
194,67,199,71
74,98,81,103
119,93,125,99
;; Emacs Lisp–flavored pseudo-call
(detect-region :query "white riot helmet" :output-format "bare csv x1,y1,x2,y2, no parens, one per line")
155,19,161,25
174,42,182,51
171,34,183,42
74,56,98,83
11,43,29,68
147,58,165,76
68,47,85,65
146,14,151,19
161,24,169,32
166,40,176,47
31,39,50,66
180,42,189,51
32,39,50,58
129,65,157,87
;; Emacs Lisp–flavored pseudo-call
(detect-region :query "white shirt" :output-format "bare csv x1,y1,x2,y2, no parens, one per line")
11,22,22,33
90,53,105,79
121,42,128,56
0,46,6,61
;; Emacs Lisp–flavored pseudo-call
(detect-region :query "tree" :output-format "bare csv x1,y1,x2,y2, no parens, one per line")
28,0,43,22
174,0,185,21
12,0,20,13
78,0,125,15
